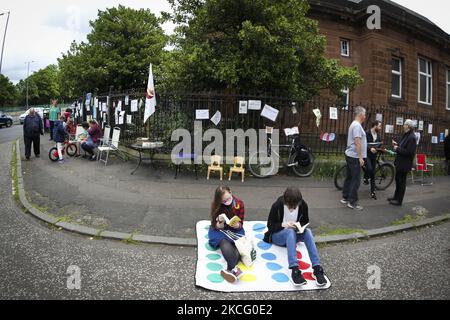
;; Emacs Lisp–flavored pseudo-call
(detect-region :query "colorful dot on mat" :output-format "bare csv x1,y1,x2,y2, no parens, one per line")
298,261,311,270
297,251,303,260
303,272,315,281
257,241,272,251
240,274,257,282
266,263,283,271
206,263,223,272
253,223,266,232
206,254,222,261
205,243,218,252
205,234,209,240
272,273,290,283
207,273,224,283
261,253,277,261
205,225,211,230
254,233,264,240
237,263,254,272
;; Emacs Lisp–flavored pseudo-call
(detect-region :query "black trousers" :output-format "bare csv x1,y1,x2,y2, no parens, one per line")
219,240,240,271
393,171,408,204
364,157,377,193
24,135,41,158
49,121,55,140
343,156,362,205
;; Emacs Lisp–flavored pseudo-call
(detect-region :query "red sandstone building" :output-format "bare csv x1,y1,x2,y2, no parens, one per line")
308,0,450,121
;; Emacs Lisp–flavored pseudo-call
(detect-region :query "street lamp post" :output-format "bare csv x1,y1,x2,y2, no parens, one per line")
25,61,35,108
0,11,11,75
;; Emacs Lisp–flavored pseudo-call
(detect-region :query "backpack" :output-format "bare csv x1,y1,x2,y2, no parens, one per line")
293,137,311,167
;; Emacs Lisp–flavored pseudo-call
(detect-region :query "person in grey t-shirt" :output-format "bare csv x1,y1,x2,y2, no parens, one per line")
341,106,367,211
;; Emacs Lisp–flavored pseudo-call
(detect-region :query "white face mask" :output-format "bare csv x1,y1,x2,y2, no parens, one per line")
223,198,233,206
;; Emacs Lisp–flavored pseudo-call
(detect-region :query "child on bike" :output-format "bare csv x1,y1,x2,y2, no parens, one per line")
54,116,69,164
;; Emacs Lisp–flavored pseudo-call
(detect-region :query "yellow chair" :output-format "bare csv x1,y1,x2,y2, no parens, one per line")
229,157,246,183
207,155,223,181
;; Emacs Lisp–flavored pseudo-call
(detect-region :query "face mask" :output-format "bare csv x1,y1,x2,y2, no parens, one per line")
223,198,233,206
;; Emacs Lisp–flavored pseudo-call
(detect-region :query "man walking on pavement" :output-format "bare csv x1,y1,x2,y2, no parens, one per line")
341,106,367,211
23,108,44,160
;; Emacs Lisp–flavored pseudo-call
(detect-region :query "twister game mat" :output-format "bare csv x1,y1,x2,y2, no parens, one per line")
196,221,332,292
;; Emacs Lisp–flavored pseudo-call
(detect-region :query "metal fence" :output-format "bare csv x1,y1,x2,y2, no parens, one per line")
75,89,450,157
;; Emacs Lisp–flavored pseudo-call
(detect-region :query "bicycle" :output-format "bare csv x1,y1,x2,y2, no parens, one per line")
248,134,316,178
334,144,395,191
48,140,78,162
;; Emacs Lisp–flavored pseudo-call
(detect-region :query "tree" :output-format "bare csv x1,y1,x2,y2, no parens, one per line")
0,74,18,107
164,0,363,100
58,5,168,96
16,64,60,105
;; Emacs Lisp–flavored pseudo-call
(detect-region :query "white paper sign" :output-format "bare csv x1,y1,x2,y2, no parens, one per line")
330,107,338,120
127,115,132,124
117,101,122,112
396,117,404,126
125,95,129,106
211,111,222,126
415,132,421,145
284,127,299,136
131,100,138,113
102,103,108,112
418,121,424,131
428,124,433,134
261,105,279,122
248,100,262,111
239,101,248,114
412,120,418,128
376,114,383,122
196,109,210,120
385,125,394,134
119,111,126,125
313,109,322,128
432,136,438,144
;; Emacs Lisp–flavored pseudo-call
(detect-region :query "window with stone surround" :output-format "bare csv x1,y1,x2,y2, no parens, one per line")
418,57,433,105
340,39,350,57
391,57,402,99
447,68,450,110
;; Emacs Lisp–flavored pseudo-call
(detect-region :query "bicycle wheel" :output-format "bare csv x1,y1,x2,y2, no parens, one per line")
248,152,276,178
374,163,395,191
66,144,77,157
292,152,316,177
334,165,347,190
48,147,59,162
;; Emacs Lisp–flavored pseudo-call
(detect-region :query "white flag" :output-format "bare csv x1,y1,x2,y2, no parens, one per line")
144,64,156,124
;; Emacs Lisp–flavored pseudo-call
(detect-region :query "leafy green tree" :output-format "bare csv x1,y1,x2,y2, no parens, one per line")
164,0,363,100
16,64,60,105
58,5,168,96
0,74,18,107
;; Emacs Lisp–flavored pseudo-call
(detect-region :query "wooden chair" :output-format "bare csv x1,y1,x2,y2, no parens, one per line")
207,155,223,181
229,157,246,182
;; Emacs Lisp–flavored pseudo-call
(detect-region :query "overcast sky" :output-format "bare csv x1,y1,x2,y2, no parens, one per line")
0,0,449,84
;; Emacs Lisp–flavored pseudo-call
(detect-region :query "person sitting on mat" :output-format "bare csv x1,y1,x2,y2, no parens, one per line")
208,186,245,284
263,187,328,287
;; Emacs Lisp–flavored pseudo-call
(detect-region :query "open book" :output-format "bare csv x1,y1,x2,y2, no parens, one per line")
220,214,242,228
294,222,310,234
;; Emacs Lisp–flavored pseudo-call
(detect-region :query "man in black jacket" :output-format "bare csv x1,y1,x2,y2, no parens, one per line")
263,187,328,287
23,108,44,160
389,119,417,206
444,133,450,176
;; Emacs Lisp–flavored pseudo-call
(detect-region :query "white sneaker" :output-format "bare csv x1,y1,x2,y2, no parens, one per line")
340,199,348,205
347,203,363,211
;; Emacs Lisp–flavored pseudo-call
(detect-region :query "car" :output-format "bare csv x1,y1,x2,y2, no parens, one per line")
19,108,44,124
0,112,14,128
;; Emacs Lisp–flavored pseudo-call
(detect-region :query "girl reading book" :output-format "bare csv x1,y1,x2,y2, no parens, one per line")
208,186,245,284
263,187,328,287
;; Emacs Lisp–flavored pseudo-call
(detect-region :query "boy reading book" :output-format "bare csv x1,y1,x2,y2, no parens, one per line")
263,187,328,287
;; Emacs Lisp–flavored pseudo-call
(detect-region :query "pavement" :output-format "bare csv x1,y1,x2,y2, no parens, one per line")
14,129,450,239
1,125,449,300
